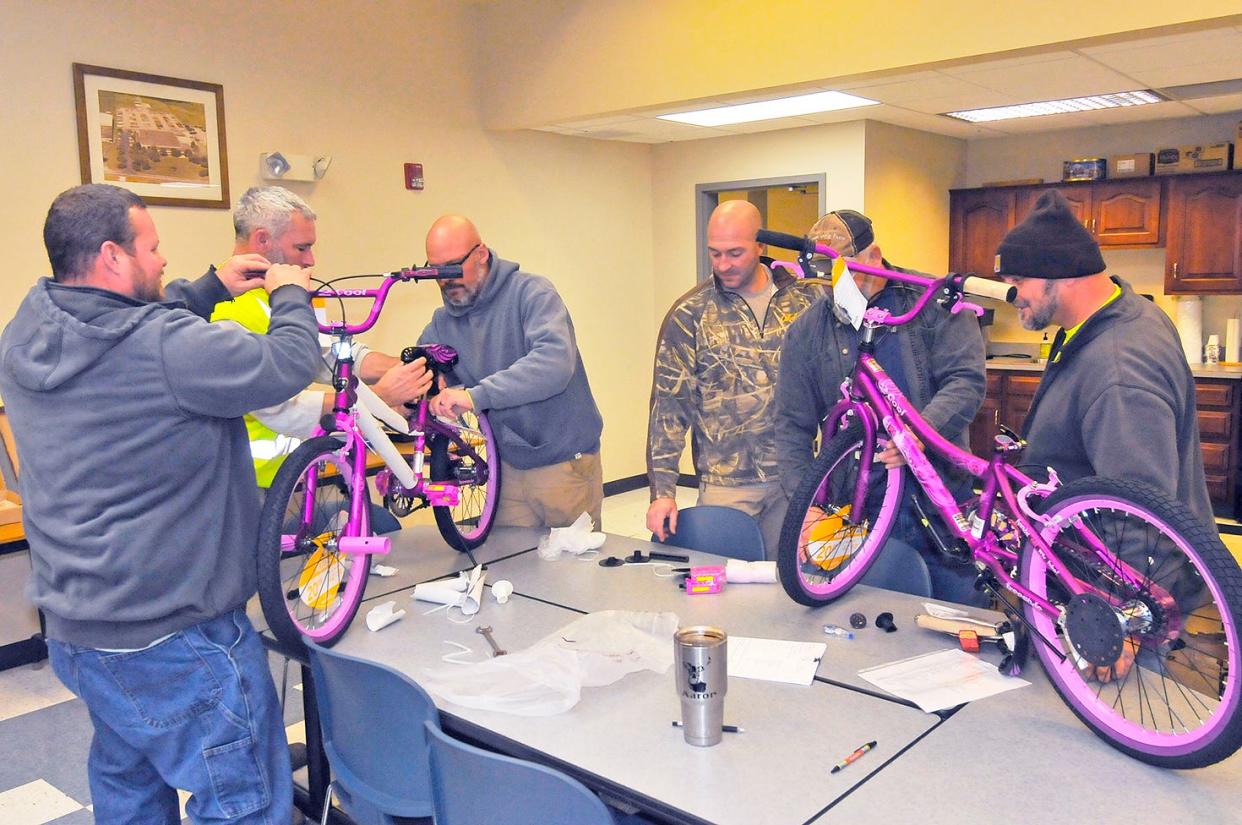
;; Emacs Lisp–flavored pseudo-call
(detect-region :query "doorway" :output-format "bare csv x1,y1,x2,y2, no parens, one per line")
695,174,826,281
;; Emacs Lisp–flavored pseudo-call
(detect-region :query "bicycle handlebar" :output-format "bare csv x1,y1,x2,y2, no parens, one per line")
756,230,1016,305
312,263,465,336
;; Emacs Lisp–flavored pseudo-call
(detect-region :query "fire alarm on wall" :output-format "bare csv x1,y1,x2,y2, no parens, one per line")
404,162,424,190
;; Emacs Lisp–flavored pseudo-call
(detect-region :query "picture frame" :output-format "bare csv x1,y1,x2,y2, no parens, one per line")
73,63,230,208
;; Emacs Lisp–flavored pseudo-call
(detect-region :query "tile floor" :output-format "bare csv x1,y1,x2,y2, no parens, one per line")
1,483,1236,824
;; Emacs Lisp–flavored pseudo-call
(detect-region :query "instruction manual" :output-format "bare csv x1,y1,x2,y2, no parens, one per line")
858,648,1029,712
727,636,826,686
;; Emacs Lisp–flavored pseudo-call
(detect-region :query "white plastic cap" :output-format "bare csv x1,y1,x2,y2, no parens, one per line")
491,580,514,604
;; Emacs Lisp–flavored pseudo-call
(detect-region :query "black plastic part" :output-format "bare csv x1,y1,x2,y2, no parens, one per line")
876,612,898,633
849,612,867,629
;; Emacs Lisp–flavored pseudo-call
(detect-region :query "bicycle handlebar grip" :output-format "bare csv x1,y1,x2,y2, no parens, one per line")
755,229,812,253
959,275,1017,304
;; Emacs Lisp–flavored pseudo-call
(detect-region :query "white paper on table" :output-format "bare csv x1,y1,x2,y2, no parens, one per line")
726,636,826,686
857,648,1029,713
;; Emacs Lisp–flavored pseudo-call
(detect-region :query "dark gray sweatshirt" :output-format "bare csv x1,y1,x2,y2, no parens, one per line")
0,273,320,648
1021,278,1214,530
419,253,602,470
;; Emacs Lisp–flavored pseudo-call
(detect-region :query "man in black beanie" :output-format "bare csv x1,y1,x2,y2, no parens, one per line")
996,189,1214,532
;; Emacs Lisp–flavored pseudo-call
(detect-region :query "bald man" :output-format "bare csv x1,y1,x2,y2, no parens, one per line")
646,200,829,558
420,215,604,528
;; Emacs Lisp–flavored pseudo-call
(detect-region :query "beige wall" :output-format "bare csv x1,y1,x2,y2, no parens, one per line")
478,1,1242,127
964,112,1242,344
651,120,867,311
863,121,966,272
0,0,657,481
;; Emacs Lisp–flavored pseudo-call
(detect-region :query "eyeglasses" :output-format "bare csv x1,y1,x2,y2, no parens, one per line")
425,243,480,269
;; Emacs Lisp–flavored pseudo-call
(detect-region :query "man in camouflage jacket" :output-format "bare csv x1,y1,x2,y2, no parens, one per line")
646,200,828,558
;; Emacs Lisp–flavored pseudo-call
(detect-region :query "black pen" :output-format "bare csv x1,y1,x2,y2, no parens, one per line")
830,740,876,773
671,720,744,733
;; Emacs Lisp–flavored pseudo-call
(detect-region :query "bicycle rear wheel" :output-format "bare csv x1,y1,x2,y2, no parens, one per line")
777,423,904,606
256,436,373,653
430,409,500,551
1019,477,1242,768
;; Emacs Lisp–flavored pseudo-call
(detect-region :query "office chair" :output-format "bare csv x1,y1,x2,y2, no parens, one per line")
306,642,440,825
651,505,766,561
859,537,933,598
424,721,620,825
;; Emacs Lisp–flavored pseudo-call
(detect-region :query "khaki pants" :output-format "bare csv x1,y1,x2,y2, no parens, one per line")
698,480,788,561
496,452,604,529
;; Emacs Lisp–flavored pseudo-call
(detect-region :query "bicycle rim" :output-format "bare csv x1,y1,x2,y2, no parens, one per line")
777,426,903,606
257,437,372,650
1021,477,1242,767
430,409,500,551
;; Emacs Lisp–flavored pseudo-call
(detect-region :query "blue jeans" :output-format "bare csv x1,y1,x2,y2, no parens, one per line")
48,610,292,825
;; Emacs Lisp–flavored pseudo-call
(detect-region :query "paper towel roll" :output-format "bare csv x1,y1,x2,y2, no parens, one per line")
1227,318,1240,363
1176,297,1203,365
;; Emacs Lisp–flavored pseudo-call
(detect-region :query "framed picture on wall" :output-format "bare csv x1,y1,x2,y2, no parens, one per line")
73,63,230,208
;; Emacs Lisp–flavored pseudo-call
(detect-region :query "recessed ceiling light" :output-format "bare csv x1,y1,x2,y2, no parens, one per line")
658,90,879,127
943,90,1166,123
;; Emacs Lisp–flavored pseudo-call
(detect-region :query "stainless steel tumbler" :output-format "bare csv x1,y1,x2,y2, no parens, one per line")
674,626,728,746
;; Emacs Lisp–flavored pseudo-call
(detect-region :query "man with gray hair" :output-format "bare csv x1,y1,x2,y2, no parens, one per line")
212,186,431,491
775,209,986,603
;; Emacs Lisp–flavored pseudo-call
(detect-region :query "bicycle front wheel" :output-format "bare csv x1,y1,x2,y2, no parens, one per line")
777,423,904,606
256,436,373,653
1019,477,1242,768
430,409,501,551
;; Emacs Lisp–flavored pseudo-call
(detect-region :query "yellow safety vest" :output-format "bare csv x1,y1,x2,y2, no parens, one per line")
210,289,301,487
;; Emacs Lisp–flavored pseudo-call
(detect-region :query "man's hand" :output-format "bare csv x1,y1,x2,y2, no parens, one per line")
373,357,432,408
265,263,313,295
429,387,474,419
646,497,679,541
216,254,271,297
876,436,920,469
1081,637,1139,684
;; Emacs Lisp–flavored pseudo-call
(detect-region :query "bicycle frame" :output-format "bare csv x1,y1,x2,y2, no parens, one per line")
805,244,1155,629
282,265,463,557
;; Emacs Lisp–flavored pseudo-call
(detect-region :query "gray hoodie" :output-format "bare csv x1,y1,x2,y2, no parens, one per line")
0,273,320,648
420,253,602,469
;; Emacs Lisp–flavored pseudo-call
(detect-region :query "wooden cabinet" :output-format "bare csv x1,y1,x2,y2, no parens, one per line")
952,178,1165,276
1091,179,1162,246
967,370,1041,454
1165,174,1242,294
1195,379,1239,513
970,369,1240,516
949,188,1015,277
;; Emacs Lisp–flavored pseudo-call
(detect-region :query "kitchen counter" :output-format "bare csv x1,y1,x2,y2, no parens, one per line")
985,357,1242,380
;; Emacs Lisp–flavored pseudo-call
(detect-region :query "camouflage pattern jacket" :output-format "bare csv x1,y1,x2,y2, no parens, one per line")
647,267,829,499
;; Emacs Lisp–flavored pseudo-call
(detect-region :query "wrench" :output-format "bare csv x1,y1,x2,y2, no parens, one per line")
476,625,507,656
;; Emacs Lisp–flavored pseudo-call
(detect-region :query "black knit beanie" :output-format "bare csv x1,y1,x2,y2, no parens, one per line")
994,190,1106,279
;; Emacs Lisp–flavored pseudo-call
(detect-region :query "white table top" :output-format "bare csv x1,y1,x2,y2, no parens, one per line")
311,527,1242,824
332,573,938,825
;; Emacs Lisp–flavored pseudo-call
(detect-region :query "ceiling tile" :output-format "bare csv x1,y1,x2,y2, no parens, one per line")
979,112,1100,135
949,55,1143,101
1082,29,1242,73
1180,92,1242,114
939,50,1078,74
556,114,644,130
838,72,997,110
1126,61,1242,89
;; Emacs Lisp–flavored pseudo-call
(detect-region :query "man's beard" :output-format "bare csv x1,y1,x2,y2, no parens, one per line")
1019,281,1058,331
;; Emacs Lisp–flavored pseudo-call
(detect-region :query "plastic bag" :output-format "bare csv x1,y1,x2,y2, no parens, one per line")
419,610,679,716
536,512,608,560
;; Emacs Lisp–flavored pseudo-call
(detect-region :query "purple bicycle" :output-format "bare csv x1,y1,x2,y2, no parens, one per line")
256,265,500,652
761,229,1242,769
